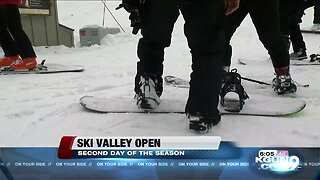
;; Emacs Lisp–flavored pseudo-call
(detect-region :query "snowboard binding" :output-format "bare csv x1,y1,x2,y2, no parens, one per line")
134,74,161,110
310,54,320,62
272,73,297,95
220,69,249,112
36,60,48,70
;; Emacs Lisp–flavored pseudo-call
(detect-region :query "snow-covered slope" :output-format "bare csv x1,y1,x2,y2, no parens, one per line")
0,1,319,147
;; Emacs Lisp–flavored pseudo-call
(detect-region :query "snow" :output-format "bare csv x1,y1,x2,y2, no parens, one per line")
0,1,319,147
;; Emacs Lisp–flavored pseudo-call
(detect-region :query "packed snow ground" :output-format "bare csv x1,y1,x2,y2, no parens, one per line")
0,1,319,147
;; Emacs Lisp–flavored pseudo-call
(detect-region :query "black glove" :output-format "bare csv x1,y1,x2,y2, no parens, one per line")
116,0,145,34
116,0,139,12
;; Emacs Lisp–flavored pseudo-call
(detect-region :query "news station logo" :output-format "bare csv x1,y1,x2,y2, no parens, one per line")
254,150,302,172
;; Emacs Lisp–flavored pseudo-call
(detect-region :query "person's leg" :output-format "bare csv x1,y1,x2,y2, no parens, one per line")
219,0,251,112
223,0,250,70
279,0,307,60
289,11,306,54
249,0,296,94
180,0,225,122
313,0,320,24
279,0,299,52
290,25,305,53
134,1,179,108
249,0,289,69
0,6,19,57
1,5,36,59
289,10,307,60
311,0,320,30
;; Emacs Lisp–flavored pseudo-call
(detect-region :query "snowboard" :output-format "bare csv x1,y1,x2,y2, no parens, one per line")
301,29,320,34
80,94,306,117
0,60,84,75
238,58,320,66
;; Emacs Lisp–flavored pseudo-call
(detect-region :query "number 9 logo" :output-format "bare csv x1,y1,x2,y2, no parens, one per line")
288,156,300,170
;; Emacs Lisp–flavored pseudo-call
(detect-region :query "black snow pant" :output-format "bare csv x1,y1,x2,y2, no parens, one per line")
135,0,225,118
314,0,320,24
224,0,289,69
289,22,306,53
0,5,36,58
280,0,306,53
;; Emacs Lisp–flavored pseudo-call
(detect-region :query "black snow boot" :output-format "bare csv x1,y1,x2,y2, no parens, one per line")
272,70,297,95
187,113,221,132
220,69,249,112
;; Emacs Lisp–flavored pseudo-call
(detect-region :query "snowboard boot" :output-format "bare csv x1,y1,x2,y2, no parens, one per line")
290,48,307,60
134,73,161,110
220,69,249,112
272,67,297,95
10,57,37,70
187,113,221,132
0,55,20,69
310,54,320,62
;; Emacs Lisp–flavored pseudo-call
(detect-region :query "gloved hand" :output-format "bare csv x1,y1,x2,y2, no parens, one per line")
116,0,145,34
224,0,240,15
116,0,140,13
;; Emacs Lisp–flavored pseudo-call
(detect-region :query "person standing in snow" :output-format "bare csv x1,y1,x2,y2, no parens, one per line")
222,0,297,97
118,0,240,132
279,0,308,60
312,0,320,30
0,0,38,70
